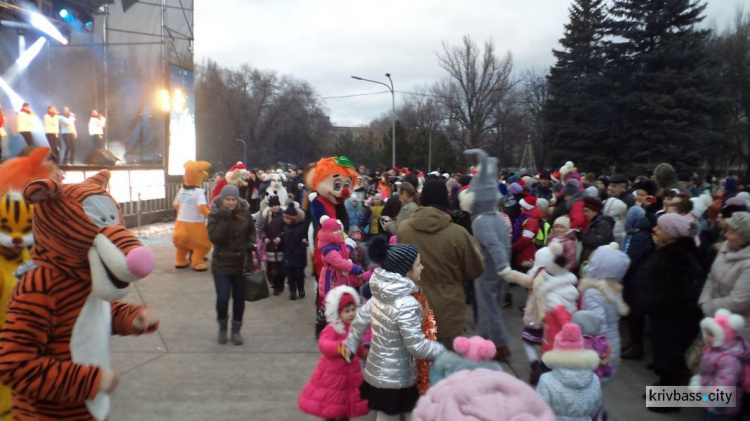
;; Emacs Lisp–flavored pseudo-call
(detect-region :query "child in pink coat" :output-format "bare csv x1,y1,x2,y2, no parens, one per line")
317,216,364,302
299,286,370,419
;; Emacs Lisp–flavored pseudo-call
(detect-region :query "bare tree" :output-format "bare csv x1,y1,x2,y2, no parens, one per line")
433,35,515,150
520,67,550,168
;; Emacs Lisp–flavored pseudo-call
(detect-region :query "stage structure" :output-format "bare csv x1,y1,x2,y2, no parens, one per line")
0,0,195,226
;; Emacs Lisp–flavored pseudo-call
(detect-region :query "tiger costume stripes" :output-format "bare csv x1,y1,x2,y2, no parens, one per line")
0,170,158,421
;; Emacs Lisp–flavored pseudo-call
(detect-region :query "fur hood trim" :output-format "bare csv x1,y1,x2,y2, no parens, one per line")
542,349,600,370
324,286,361,335
579,277,630,316
537,272,578,298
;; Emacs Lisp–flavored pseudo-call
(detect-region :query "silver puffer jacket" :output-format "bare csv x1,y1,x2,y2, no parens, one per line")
347,269,446,389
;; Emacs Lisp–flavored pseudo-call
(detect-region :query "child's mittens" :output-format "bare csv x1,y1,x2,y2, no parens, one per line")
499,266,532,286
338,342,352,363
361,270,373,282
350,264,363,275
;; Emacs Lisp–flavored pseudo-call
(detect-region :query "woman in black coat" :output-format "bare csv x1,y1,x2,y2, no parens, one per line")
645,213,703,401
207,185,256,345
621,206,655,360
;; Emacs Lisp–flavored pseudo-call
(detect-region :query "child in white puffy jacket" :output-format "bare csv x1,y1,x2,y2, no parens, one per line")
507,240,579,384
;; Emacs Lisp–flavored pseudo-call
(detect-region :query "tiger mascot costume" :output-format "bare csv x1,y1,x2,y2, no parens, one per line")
0,170,159,420
0,146,52,420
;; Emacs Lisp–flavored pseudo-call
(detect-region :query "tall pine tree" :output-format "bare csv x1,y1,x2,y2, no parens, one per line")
608,0,729,173
543,0,612,172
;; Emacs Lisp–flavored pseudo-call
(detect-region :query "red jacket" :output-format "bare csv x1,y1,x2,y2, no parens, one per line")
512,207,544,267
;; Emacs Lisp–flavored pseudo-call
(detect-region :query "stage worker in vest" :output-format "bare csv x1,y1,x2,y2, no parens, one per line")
44,106,60,158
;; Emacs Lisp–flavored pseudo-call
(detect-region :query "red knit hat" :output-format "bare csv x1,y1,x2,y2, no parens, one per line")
338,293,356,313
582,196,603,213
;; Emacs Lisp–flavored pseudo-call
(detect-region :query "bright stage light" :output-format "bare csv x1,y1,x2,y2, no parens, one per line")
0,76,26,110
59,9,69,19
172,89,186,112
159,89,171,112
28,11,68,45
16,37,46,68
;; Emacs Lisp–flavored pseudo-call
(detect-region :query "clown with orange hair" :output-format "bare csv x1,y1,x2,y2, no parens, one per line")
304,156,358,337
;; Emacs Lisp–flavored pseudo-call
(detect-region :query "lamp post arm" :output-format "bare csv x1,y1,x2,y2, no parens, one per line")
350,76,393,93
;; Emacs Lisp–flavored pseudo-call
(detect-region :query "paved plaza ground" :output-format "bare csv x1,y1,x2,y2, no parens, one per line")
107,223,703,420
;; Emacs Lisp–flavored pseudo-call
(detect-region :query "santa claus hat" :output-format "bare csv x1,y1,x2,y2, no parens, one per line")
701,309,745,347
229,162,246,172
520,196,537,210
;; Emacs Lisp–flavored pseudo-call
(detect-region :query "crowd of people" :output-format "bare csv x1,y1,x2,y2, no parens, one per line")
203,156,750,420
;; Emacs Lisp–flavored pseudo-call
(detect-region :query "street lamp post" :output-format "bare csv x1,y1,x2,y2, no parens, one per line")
234,138,247,164
351,74,395,169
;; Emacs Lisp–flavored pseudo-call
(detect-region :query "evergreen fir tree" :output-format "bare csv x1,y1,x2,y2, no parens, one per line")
608,0,728,173
543,0,612,172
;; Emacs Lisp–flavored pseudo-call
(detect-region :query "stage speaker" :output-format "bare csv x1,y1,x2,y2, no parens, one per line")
85,149,119,166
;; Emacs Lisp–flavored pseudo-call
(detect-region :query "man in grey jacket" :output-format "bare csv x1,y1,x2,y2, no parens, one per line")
460,149,527,360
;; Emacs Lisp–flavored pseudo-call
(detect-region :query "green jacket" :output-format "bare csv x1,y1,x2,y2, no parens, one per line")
397,206,484,347
207,197,256,275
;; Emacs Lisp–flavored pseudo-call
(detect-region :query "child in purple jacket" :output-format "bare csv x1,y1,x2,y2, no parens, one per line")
691,309,750,420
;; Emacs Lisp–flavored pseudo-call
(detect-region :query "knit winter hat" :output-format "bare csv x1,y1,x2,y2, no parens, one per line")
572,310,603,336
520,195,537,210
219,185,239,201
320,216,342,233
582,196,603,213
562,179,580,198
725,211,750,243
603,197,627,218
657,213,692,239
509,182,523,195
700,309,745,347
412,369,556,421
367,235,419,276
420,180,450,210
585,185,599,198
338,293,356,314
267,195,281,207
372,193,382,202
537,198,550,214
554,323,585,351
283,204,298,217
553,216,571,231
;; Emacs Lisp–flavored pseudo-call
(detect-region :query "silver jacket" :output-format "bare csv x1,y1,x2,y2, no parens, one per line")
347,269,446,389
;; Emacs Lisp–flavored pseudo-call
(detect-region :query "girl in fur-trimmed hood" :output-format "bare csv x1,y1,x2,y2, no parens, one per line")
537,323,602,421
298,286,370,419
578,243,630,381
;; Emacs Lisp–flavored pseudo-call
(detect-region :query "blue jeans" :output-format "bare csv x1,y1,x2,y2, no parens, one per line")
214,274,245,322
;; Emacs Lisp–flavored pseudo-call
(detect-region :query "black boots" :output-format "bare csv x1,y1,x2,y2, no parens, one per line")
231,320,243,345
217,318,228,344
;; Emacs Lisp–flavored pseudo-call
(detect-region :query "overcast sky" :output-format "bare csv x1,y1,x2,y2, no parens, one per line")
194,0,743,127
